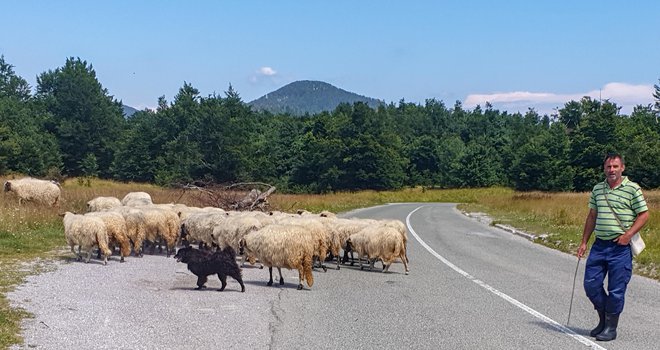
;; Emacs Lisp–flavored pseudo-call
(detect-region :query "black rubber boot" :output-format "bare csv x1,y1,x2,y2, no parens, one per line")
596,313,619,341
590,310,606,337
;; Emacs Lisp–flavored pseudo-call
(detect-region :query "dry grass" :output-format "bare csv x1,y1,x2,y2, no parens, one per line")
460,189,660,279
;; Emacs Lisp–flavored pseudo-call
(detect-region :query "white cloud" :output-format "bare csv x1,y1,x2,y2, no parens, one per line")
464,82,654,115
258,66,277,76
249,66,280,85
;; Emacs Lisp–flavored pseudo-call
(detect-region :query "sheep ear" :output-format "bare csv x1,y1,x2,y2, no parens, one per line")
58,212,66,217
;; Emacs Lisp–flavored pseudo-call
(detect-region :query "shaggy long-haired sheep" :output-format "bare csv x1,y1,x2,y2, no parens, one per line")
136,206,181,257
3,177,61,206
86,211,132,262
242,224,315,290
121,191,153,207
62,212,112,265
346,225,409,274
86,196,122,212
110,206,148,257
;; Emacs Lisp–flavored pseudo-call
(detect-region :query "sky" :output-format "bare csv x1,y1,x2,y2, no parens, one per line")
1,0,659,115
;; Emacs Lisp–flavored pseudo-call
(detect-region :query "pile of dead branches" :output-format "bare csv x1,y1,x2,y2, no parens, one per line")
175,181,276,211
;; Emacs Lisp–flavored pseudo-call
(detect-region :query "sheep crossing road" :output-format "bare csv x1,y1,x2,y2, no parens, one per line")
8,203,660,349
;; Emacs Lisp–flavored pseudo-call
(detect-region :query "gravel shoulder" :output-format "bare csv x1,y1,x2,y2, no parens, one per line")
8,253,292,350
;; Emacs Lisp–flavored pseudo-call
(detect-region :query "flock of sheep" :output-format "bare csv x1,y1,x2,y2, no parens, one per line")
3,177,410,290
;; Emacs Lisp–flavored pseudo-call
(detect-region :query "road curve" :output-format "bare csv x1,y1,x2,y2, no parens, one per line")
8,203,660,349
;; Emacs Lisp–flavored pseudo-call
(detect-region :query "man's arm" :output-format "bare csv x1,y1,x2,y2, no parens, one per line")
577,208,597,258
614,210,649,245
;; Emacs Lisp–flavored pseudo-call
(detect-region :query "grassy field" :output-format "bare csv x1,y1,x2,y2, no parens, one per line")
0,177,657,348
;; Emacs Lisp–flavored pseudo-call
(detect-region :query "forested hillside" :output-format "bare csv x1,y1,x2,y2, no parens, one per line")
2,55,660,193
248,80,384,116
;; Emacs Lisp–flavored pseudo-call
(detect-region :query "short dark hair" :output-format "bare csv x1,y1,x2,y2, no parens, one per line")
604,152,625,166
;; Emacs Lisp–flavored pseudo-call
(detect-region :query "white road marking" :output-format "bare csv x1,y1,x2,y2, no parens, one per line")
406,206,606,350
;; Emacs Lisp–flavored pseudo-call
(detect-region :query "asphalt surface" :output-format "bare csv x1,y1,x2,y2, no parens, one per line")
8,203,660,349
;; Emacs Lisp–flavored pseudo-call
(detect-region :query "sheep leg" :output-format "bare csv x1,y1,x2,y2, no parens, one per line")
85,250,92,263
217,274,227,291
368,258,375,271
401,252,410,275
312,256,328,272
195,275,208,290
267,267,274,286
278,267,284,285
297,268,304,290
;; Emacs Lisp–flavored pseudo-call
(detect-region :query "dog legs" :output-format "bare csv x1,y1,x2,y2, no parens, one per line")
195,275,208,290
218,274,227,291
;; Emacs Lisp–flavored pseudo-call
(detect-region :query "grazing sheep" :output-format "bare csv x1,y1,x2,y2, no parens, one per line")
86,196,122,212
242,224,315,290
86,211,131,262
346,225,409,274
3,177,61,206
62,212,112,265
121,192,153,207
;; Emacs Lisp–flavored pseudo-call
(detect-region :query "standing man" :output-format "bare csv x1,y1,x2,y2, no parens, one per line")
577,153,649,341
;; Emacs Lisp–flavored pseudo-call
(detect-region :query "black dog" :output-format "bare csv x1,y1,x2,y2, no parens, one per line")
174,246,245,292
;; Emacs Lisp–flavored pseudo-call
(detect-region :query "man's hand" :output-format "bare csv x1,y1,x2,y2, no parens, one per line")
614,232,632,246
577,242,587,258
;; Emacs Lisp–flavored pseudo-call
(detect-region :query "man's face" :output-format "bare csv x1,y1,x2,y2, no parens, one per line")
604,157,625,185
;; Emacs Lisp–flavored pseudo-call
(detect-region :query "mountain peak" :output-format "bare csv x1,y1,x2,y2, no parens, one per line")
248,80,383,116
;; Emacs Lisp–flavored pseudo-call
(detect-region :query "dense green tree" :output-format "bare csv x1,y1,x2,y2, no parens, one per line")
511,123,573,191
36,57,124,177
112,109,163,182
0,56,61,176
618,106,660,188
455,139,501,188
0,55,31,101
565,98,621,191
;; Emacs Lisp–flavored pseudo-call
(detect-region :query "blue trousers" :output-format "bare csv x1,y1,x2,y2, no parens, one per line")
583,238,633,315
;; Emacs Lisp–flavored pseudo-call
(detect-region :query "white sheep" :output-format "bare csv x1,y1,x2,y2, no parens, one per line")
86,196,122,212
242,224,316,290
134,206,180,257
109,206,147,256
3,177,61,206
210,215,264,265
325,218,373,265
62,212,112,265
121,191,153,207
346,225,409,274
277,216,332,271
85,211,131,262
180,212,227,249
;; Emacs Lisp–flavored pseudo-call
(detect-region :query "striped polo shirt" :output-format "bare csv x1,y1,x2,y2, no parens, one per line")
589,176,648,240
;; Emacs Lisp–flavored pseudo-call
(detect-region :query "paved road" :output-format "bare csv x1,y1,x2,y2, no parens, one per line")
8,203,660,349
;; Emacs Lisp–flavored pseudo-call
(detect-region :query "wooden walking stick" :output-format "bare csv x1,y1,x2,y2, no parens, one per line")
567,256,581,326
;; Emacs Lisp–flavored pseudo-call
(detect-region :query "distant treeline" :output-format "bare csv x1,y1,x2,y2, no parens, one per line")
2,56,660,192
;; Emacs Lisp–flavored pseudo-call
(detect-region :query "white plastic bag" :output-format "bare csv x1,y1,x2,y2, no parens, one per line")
630,232,646,256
